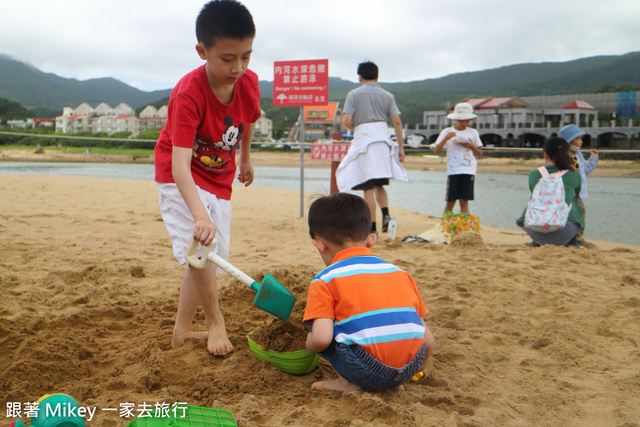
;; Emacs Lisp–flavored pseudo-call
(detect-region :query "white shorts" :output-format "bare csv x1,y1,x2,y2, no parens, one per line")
157,183,231,267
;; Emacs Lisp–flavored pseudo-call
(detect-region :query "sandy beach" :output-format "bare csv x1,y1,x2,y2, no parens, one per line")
1,153,639,425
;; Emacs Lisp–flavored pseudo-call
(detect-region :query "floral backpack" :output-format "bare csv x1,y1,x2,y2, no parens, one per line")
524,167,571,233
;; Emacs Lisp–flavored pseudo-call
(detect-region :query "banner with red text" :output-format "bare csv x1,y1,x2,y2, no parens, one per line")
273,59,329,107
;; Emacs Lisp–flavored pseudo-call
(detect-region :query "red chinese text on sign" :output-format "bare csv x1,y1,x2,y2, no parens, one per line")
310,143,350,161
273,59,329,107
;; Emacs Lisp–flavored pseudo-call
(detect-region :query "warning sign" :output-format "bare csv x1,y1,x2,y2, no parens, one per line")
310,143,350,161
273,59,329,107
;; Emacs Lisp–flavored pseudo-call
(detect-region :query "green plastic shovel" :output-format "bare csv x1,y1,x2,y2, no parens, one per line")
186,237,296,321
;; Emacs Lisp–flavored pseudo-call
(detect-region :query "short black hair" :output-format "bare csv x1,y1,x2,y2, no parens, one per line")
357,61,378,80
196,0,255,48
544,137,574,171
308,193,372,245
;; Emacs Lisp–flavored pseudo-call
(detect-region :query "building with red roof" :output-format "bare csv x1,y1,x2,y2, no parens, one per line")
420,94,617,148
291,102,341,142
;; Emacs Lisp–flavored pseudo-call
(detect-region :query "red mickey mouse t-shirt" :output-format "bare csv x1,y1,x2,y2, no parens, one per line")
154,65,261,200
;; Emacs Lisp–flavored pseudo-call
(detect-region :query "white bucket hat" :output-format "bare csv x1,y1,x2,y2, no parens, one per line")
447,103,478,120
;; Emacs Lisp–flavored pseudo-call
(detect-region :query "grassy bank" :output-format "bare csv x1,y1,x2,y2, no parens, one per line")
0,144,154,160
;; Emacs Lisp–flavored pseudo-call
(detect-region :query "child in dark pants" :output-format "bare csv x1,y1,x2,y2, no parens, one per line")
303,193,435,391
433,102,483,214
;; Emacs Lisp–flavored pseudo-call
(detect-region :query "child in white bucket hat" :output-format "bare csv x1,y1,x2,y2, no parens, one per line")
433,103,483,214
558,124,599,248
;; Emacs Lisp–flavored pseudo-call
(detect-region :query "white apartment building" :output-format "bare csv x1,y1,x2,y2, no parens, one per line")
56,102,160,137
55,102,273,140
254,109,273,141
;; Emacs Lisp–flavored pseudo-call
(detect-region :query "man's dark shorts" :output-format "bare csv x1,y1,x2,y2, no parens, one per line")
445,174,475,201
353,178,390,191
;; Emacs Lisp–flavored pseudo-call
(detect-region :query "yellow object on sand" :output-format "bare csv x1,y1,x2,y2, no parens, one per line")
411,371,425,381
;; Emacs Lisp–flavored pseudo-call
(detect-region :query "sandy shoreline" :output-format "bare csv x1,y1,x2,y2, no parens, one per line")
1,174,639,426
2,148,640,178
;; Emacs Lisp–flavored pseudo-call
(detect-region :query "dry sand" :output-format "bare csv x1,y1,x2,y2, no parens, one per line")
1,154,639,426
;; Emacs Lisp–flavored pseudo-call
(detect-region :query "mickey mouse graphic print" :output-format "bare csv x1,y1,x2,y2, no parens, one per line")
154,65,261,200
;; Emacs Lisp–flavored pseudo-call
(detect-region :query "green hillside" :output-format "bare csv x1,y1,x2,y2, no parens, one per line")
1,51,639,127
0,54,171,114
258,52,640,125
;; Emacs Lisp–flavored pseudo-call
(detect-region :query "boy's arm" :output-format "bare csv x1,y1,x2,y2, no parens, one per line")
433,131,453,154
463,132,483,157
172,146,216,246
584,149,599,175
466,143,482,157
391,114,405,162
237,123,255,187
306,317,334,354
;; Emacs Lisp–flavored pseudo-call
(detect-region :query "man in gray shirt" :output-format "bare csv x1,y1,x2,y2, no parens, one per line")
338,61,406,235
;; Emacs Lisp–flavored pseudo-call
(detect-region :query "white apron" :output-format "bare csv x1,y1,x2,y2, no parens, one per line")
336,122,407,192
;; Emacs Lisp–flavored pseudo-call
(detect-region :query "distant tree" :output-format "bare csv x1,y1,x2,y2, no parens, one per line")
0,97,31,120
110,131,132,139
135,130,161,140
124,139,156,149
260,98,299,139
596,84,640,93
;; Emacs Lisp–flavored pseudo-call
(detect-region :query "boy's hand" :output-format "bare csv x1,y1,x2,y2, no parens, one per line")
237,159,254,187
445,132,456,141
193,219,216,246
590,148,599,157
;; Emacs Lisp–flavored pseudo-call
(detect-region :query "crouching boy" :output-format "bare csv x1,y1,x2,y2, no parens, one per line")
303,193,435,391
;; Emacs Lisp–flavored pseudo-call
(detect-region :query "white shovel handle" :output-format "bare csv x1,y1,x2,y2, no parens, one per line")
185,237,255,288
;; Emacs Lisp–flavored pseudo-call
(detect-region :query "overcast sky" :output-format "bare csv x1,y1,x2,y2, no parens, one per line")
1,0,639,92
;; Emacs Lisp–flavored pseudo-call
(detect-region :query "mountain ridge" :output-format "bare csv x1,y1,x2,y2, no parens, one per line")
1,51,639,125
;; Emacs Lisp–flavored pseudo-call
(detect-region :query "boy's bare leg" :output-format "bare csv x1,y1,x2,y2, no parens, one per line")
362,189,376,224
172,267,208,348
459,199,469,213
444,200,456,214
191,264,234,356
311,374,362,392
172,264,234,356
373,186,388,211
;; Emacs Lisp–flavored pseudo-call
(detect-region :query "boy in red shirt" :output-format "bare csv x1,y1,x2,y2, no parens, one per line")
304,193,435,391
154,0,261,356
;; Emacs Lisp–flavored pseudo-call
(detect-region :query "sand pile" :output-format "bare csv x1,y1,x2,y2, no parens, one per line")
1,175,639,426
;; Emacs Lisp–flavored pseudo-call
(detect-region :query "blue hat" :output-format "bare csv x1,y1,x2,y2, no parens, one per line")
558,124,586,143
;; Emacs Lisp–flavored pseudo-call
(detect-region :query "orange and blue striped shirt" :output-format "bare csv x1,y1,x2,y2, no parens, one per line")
303,247,428,368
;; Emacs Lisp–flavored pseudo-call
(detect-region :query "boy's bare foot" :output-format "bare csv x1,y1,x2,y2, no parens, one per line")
171,329,209,348
207,327,234,356
311,378,362,392
171,328,233,355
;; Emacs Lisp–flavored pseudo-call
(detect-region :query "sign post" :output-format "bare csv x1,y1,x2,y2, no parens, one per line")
311,134,349,194
273,59,329,217
273,59,329,107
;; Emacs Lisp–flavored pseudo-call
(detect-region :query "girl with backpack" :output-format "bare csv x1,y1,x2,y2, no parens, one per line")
516,138,585,247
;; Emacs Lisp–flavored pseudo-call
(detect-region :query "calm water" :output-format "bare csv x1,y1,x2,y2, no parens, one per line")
1,162,638,246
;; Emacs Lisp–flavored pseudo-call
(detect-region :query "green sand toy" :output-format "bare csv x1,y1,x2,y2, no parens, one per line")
186,237,296,321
